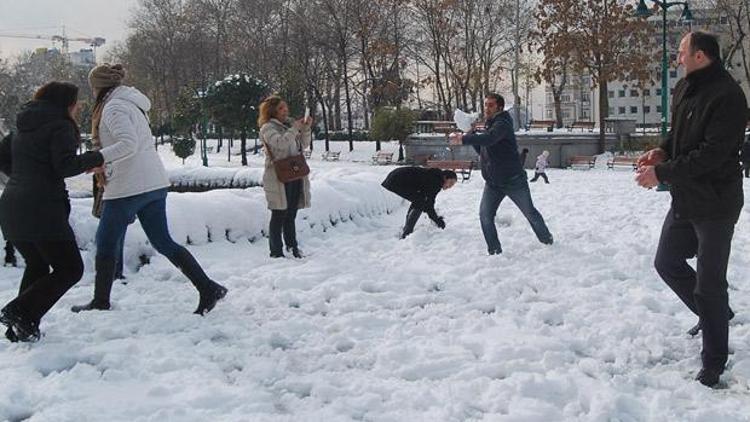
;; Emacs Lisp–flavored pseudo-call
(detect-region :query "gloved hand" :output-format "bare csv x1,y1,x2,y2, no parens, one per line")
435,216,446,229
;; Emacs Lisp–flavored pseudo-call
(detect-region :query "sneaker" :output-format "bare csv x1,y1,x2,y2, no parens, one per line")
287,246,304,259
0,305,40,342
70,299,111,313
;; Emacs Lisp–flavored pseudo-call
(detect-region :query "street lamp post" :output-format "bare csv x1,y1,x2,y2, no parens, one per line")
635,0,694,138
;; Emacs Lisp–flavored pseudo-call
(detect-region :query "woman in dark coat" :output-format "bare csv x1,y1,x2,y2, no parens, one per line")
0,82,104,342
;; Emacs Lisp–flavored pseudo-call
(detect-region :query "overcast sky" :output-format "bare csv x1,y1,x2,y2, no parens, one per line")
0,0,139,61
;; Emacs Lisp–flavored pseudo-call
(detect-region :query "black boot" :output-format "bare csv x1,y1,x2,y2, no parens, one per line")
171,248,228,315
287,246,304,259
71,258,116,313
687,308,735,337
696,367,723,387
4,327,18,343
0,304,40,342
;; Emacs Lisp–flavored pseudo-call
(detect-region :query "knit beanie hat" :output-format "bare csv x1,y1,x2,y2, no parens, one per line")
89,63,126,90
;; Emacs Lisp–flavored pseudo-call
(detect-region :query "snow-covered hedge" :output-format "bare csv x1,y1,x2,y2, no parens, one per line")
167,166,264,190
69,169,401,267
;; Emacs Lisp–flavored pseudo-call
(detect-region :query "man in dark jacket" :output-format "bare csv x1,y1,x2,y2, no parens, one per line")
636,32,747,387
449,93,553,254
382,167,457,238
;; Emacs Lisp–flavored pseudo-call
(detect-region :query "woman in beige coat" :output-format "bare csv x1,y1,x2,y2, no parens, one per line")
258,96,312,258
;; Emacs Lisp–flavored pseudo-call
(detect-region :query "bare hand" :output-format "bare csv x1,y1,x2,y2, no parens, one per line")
637,148,666,168
448,132,464,146
635,166,659,189
303,116,314,127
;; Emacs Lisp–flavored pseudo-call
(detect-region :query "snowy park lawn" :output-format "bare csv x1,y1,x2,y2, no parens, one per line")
1,152,750,421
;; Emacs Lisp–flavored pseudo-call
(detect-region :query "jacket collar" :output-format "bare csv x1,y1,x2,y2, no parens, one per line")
685,60,723,86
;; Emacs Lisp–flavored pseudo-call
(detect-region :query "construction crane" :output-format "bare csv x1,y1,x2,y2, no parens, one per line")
0,28,105,57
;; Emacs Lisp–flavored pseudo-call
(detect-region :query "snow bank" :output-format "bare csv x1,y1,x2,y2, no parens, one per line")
167,166,264,190
68,169,402,268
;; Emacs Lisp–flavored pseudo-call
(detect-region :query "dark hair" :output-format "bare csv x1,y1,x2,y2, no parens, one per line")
485,93,505,109
33,81,80,138
522,148,529,153
442,170,458,180
689,31,721,63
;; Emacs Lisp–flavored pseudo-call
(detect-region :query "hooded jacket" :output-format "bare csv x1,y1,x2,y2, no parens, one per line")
0,101,103,241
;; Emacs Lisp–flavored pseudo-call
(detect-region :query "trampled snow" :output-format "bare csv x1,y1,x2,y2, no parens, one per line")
1,147,749,421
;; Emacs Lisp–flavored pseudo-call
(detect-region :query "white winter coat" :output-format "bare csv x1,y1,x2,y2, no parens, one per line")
98,86,170,200
535,154,549,173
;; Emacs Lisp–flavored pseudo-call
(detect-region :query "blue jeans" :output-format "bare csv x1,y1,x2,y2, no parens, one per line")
96,188,212,289
479,173,552,252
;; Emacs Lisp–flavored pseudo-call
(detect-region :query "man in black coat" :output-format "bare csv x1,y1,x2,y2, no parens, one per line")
636,31,747,387
382,167,457,238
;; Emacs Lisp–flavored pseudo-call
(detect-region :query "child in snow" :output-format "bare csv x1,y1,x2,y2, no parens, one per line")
382,167,457,238
530,150,550,184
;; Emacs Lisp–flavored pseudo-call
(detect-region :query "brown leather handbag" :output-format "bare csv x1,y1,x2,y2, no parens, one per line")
262,128,310,183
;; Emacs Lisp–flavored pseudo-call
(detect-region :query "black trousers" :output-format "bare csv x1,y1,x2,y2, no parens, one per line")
269,180,302,254
654,209,736,370
6,240,84,323
401,203,423,238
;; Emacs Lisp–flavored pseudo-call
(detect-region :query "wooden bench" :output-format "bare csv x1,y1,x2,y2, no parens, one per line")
322,151,341,161
607,156,638,171
303,150,312,159
568,121,595,132
433,125,457,134
426,160,474,182
569,155,596,170
372,151,394,165
526,120,555,131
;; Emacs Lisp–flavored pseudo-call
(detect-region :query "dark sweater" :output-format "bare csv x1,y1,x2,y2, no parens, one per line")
0,101,103,241
382,166,443,221
655,61,747,221
462,110,524,185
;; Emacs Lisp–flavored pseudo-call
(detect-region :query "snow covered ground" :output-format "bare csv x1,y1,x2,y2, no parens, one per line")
2,155,750,421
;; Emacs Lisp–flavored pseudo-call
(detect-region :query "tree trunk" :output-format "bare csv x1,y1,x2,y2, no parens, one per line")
217,127,223,154
343,59,354,152
598,78,609,154
241,130,248,166
553,92,564,129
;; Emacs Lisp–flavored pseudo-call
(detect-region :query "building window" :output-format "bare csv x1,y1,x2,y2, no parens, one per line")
608,107,614,115
581,93,590,102
630,106,638,114
608,91,615,98
619,107,626,115
618,90,626,98
630,90,639,97
644,106,651,114
656,88,662,96
656,106,662,113
670,70,678,78
643,89,651,96
546,110,553,119
562,94,571,102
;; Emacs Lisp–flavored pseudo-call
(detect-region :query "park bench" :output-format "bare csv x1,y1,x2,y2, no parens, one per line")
322,151,341,161
426,160,474,182
526,120,555,131
372,151,394,165
569,155,596,170
568,121,595,132
607,156,638,171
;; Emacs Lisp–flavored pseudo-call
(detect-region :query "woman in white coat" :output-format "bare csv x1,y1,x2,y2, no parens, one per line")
72,64,227,315
258,96,312,258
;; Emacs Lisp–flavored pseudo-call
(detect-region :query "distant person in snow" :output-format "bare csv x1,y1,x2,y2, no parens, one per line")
71,64,227,316
0,131,16,267
449,93,553,255
258,95,313,259
530,151,550,184
636,32,745,387
382,167,457,238
0,82,105,342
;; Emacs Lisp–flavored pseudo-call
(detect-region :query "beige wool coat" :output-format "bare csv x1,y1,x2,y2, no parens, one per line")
260,118,312,210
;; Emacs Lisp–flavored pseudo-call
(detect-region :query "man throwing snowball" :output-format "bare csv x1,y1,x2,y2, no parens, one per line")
449,93,553,255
